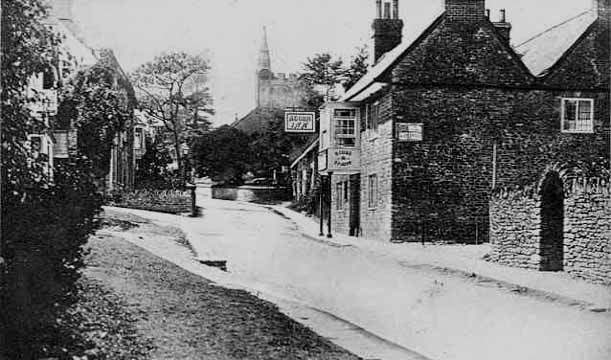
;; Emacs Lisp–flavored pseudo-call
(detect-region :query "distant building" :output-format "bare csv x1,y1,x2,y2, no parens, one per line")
232,27,306,135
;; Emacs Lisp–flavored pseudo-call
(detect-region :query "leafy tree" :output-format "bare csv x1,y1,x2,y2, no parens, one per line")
60,61,133,183
131,52,214,186
1,1,134,356
300,53,344,102
191,125,253,184
136,134,174,189
343,45,369,91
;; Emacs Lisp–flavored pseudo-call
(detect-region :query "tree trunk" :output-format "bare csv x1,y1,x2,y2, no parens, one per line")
173,133,185,188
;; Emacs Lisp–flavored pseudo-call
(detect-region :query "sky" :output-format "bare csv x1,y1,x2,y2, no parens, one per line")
73,0,592,126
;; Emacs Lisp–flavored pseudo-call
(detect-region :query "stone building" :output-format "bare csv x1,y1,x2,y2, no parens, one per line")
299,0,609,253
487,0,611,284
30,0,138,192
232,27,306,135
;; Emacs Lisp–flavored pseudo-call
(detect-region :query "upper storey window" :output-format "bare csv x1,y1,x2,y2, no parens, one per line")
561,98,594,134
334,109,357,147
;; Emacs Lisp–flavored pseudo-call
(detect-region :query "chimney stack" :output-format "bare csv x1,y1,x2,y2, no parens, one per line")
372,1,404,63
492,9,512,43
445,0,486,23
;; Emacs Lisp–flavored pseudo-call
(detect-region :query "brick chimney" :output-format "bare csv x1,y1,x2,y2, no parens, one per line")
445,0,486,23
49,0,74,22
593,0,610,25
492,9,512,44
372,0,404,63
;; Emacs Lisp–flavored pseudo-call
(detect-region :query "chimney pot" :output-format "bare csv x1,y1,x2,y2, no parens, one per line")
376,0,382,18
500,9,506,22
486,9,491,19
393,0,399,19
384,2,391,19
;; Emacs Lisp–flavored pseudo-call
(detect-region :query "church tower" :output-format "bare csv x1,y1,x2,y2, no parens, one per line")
256,26,273,107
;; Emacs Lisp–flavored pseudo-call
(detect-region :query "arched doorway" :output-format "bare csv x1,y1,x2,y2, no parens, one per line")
539,172,564,271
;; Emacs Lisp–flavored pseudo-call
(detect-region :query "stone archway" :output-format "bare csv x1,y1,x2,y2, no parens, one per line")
539,172,564,271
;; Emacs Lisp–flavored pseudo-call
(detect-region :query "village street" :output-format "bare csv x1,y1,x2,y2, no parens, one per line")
108,197,611,360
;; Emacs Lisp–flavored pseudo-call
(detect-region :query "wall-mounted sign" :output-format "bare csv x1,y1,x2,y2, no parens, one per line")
396,123,423,142
285,111,316,133
327,148,360,174
318,150,328,172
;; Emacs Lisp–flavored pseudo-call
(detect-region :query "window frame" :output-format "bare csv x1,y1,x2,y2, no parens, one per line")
334,109,357,148
336,182,344,211
366,101,380,133
561,98,594,134
367,174,378,210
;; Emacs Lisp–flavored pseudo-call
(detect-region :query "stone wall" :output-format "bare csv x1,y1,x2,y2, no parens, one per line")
564,179,611,284
488,187,541,269
489,177,611,285
212,186,292,203
359,92,394,242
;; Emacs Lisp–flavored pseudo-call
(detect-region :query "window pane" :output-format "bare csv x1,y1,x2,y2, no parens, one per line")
564,100,577,122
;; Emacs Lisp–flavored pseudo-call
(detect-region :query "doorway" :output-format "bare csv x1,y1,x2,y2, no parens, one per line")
539,172,564,271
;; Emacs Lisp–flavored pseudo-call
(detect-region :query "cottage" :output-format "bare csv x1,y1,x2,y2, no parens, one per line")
308,0,610,250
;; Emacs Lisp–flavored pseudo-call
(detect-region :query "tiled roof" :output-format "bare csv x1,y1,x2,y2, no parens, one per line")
515,10,597,76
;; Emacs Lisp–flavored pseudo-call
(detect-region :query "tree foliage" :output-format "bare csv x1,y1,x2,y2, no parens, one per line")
1,1,131,356
61,62,133,180
300,53,344,103
191,125,253,184
131,52,214,186
135,134,174,189
343,45,369,91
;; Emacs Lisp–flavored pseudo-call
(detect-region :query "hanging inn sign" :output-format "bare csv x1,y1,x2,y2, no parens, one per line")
285,110,316,133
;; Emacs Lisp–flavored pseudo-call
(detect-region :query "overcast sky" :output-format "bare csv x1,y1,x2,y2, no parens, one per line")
73,0,591,126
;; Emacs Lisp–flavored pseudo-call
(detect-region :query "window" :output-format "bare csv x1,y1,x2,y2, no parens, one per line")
53,130,69,158
368,174,378,209
334,109,357,147
336,182,344,210
42,66,56,90
367,102,380,131
134,128,144,150
343,181,349,205
562,98,594,133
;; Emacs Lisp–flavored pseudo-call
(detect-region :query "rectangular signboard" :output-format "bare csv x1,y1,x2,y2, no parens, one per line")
285,111,316,133
396,123,423,142
328,148,360,173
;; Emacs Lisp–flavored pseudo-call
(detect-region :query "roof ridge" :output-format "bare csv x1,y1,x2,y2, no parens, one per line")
516,10,593,48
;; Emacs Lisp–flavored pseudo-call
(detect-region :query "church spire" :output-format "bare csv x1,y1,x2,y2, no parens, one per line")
258,26,272,71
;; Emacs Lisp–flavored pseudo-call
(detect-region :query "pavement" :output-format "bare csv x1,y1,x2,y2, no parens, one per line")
104,198,611,360
270,204,611,312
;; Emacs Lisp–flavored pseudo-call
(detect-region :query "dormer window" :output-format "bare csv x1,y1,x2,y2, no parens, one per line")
561,98,594,133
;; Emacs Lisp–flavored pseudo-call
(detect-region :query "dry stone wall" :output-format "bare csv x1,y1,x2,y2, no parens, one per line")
490,178,611,285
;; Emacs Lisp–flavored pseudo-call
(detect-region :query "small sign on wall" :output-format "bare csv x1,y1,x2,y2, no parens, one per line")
285,111,316,133
318,150,328,172
396,123,423,142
